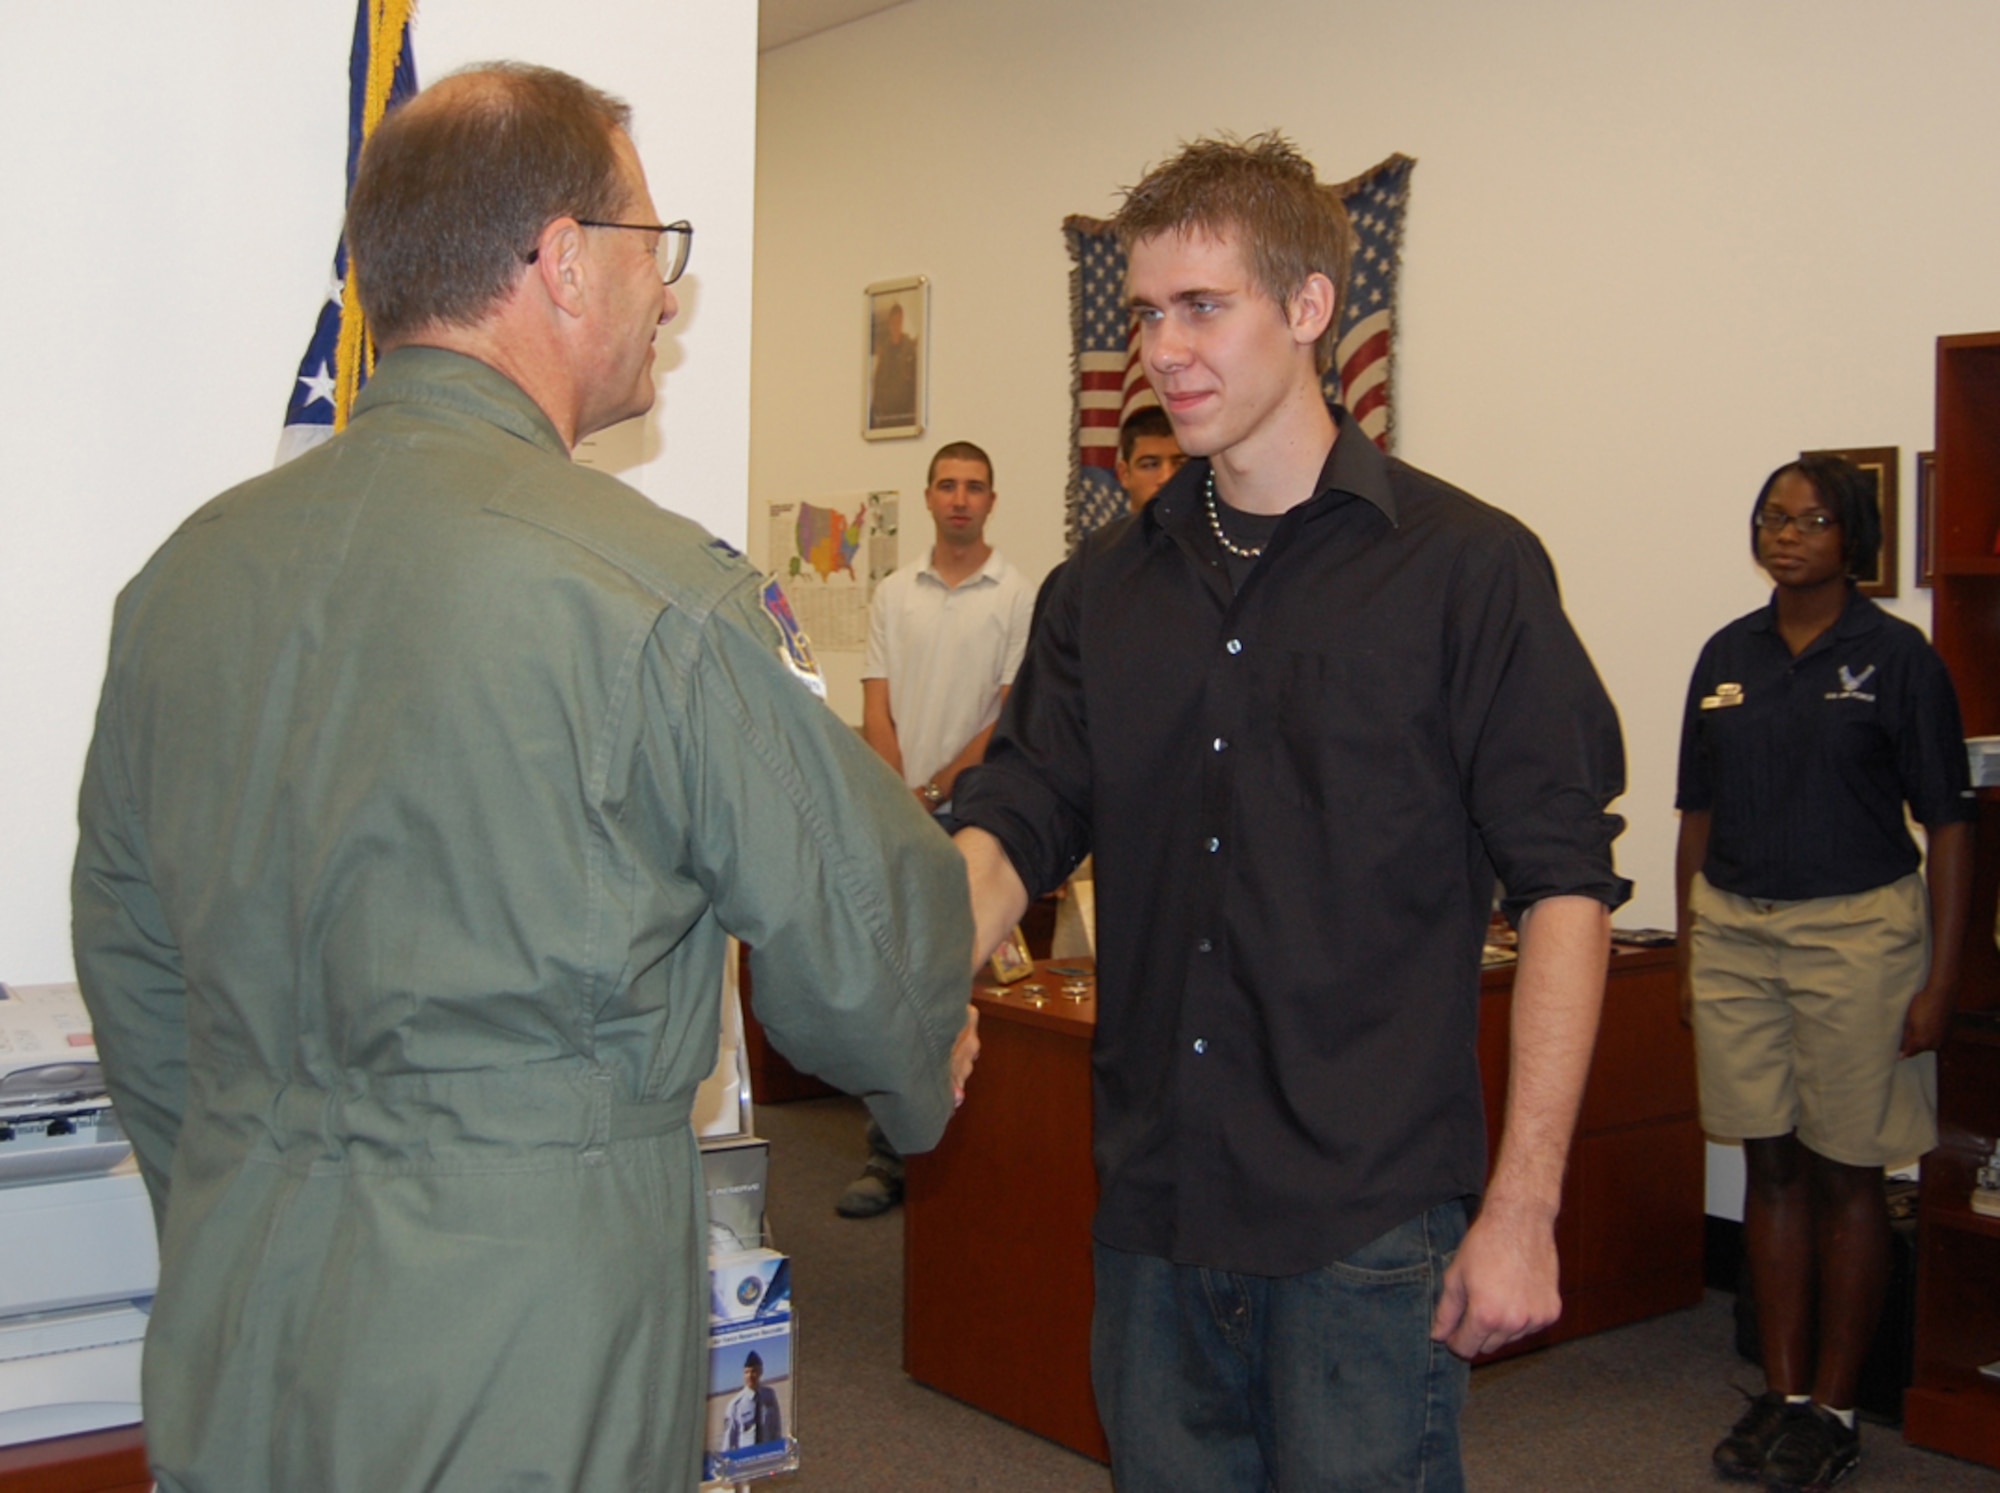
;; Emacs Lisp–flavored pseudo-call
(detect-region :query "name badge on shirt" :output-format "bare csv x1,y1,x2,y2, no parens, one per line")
1701,682,1744,711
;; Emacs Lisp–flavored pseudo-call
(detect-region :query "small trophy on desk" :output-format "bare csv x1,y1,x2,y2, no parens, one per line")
1972,1140,2000,1218
987,925,1035,984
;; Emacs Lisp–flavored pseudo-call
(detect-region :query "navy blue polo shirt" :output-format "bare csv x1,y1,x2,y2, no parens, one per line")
1676,585,1976,901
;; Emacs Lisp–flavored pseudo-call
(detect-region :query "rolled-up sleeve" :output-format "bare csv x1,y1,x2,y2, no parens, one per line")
1448,527,1632,920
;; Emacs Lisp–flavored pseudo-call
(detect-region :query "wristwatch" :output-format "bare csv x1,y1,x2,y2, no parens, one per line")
919,780,944,807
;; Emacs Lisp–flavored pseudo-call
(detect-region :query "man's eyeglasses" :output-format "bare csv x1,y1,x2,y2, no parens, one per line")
523,218,694,285
1754,509,1838,535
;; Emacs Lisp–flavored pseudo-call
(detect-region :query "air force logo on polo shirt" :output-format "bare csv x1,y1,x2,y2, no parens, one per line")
1826,663,1878,702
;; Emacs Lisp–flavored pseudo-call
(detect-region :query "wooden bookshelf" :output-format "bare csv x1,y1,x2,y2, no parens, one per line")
1905,331,2000,1469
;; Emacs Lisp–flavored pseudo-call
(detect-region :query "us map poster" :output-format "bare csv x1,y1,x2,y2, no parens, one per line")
766,492,899,652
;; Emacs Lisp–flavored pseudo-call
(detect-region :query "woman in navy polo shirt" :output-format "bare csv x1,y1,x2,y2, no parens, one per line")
1675,454,1975,1492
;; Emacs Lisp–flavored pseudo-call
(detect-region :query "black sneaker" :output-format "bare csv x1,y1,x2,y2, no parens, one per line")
1761,1403,1859,1492
1712,1390,1792,1480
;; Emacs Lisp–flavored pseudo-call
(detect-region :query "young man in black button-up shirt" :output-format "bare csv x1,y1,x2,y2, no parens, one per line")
951,133,1629,1490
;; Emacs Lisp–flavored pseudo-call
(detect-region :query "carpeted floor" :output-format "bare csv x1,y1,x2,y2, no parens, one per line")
749,1094,2000,1491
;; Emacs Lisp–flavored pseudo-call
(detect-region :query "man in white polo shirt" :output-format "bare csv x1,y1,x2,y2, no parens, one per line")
862,440,1034,822
839,440,1034,1216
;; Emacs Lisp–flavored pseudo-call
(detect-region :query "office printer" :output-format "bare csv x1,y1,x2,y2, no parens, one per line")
0,982,158,1447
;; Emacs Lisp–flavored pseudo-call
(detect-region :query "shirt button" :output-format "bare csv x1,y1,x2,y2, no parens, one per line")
1225,638,1243,655
1193,1038,1208,1054
1213,737,1228,752
1197,937,1213,953
1206,836,1220,853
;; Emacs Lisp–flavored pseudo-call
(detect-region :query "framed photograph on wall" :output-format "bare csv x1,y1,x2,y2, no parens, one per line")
863,275,928,440
1915,450,1935,588
1801,444,1898,599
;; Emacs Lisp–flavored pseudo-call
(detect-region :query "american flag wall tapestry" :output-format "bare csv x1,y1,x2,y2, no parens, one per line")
1064,152,1414,548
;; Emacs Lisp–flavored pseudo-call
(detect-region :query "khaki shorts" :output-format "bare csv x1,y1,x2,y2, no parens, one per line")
1688,872,1936,1167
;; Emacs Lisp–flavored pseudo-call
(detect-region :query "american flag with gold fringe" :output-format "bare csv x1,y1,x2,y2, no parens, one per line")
277,0,420,466
1063,152,1414,547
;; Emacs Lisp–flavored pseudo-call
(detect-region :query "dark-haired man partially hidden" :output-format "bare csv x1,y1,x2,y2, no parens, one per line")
74,63,976,1493
1115,404,1185,512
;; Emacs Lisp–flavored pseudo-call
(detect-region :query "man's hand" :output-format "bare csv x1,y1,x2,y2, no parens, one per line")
949,1003,980,1108
1430,1195,1561,1359
954,826,1031,975
1435,893,1606,1361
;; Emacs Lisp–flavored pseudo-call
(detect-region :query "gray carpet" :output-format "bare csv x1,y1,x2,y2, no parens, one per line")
751,1095,2000,1491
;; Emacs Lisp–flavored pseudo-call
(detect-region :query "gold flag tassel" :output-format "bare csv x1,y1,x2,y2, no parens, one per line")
332,0,417,430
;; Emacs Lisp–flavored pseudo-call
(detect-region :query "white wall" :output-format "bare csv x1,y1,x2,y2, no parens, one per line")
753,0,2000,935
0,2,757,984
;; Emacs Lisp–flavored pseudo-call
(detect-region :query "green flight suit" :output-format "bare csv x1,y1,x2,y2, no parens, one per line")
72,348,971,1492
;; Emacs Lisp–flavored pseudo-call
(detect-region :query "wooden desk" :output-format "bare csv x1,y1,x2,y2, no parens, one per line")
0,1425,147,1493
903,945,1703,1461
1475,944,1705,1352
905,965,1105,1458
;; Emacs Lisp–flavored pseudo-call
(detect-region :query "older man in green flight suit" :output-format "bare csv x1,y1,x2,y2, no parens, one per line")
72,62,977,1493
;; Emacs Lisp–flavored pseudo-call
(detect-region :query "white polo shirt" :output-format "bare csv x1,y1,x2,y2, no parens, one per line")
863,548,1035,789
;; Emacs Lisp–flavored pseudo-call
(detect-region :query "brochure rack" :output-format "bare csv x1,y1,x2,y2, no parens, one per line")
700,942,800,1489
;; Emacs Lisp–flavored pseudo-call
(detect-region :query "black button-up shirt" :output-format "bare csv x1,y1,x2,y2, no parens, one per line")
953,408,1630,1276
1676,585,1976,901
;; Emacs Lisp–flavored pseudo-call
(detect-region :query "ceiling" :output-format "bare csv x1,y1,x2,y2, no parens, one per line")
759,0,912,53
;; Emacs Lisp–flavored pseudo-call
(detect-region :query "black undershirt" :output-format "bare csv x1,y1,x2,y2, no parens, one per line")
1204,497,1282,590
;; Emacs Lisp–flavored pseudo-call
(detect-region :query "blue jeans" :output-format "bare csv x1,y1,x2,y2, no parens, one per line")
1091,1201,1469,1491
